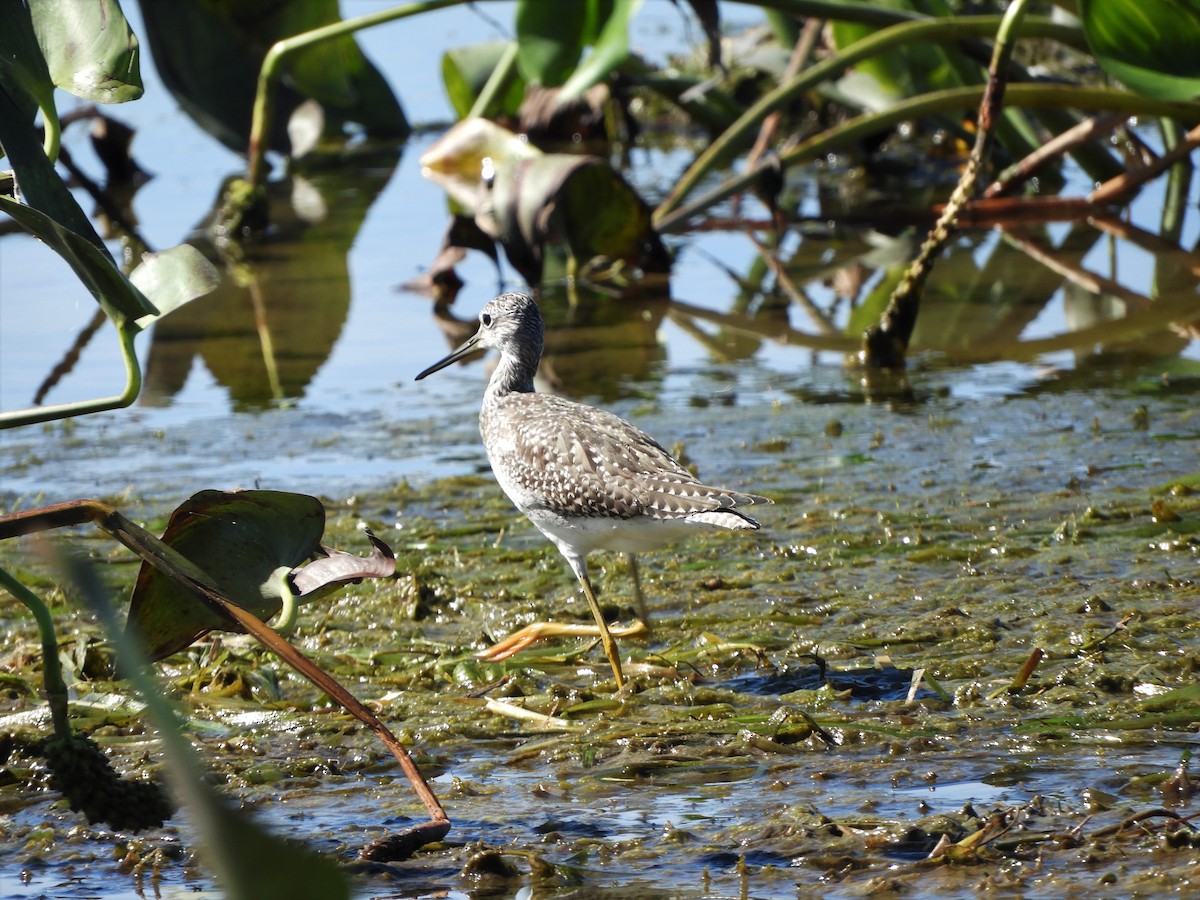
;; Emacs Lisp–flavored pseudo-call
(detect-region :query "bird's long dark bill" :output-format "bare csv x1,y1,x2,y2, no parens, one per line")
414,333,481,380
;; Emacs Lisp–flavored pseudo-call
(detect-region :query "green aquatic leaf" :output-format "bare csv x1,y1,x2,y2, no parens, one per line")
489,153,666,285
0,0,56,129
515,0,590,87
130,245,222,331
559,0,641,103
442,41,526,119
29,0,143,103
138,0,405,154
1080,0,1200,100
126,490,327,662
0,194,155,325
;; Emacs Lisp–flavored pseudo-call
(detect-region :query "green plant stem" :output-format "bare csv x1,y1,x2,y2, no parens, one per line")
0,319,141,429
656,85,1200,234
859,0,1035,368
469,40,520,120
245,0,463,185
40,103,61,163
654,14,1086,225
0,566,72,741
737,0,923,28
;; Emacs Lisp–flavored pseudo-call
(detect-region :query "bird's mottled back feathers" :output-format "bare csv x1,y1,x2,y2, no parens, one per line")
482,391,767,526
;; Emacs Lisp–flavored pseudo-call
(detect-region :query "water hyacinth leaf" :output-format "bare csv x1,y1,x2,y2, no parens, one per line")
558,0,641,104
422,119,663,283
1079,0,1200,100
290,528,396,599
514,0,590,87
442,41,527,120
0,1,57,130
130,245,222,331
29,0,143,103
126,490,326,662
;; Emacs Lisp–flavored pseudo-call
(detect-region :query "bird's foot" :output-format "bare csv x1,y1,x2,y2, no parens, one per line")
477,619,649,662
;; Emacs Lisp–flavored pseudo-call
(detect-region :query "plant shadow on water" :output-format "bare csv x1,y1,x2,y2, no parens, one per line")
3,2,1200,899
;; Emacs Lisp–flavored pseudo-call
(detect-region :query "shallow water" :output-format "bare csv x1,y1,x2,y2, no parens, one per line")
3,3,1200,899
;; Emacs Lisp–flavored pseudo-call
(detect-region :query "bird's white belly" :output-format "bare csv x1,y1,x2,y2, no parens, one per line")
523,505,696,555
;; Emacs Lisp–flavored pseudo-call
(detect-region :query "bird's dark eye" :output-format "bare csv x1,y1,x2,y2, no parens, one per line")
481,313,493,327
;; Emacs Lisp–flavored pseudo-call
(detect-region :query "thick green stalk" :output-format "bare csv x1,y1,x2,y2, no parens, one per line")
0,566,72,741
0,319,141,428
656,85,1200,233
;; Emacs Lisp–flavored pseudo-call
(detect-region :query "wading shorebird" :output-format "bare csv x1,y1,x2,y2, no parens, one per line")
415,291,768,688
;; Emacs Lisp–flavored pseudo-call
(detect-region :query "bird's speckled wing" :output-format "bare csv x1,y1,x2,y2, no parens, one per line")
480,392,767,521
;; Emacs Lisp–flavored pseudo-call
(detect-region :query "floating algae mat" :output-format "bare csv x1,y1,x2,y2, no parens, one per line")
1,373,1199,898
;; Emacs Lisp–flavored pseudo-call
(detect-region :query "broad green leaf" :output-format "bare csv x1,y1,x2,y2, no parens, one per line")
126,490,326,662
29,0,143,103
0,78,102,243
442,41,527,120
559,0,641,103
138,0,405,154
130,245,222,330
421,118,664,284
1080,0,1200,100
0,197,157,325
0,1,57,130
515,0,590,87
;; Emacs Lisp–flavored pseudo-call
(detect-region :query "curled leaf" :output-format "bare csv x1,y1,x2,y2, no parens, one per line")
291,527,396,598
126,490,326,661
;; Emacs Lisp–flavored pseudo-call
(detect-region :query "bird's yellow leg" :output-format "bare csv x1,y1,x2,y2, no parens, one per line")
476,620,647,662
625,553,651,628
579,572,626,688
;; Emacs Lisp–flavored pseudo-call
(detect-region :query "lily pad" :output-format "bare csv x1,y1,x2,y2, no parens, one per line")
126,490,326,662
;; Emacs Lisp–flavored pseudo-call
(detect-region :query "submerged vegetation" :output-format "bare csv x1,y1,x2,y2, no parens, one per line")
2,0,1200,896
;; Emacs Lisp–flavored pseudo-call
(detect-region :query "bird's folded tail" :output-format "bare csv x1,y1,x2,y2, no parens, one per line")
688,508,762,530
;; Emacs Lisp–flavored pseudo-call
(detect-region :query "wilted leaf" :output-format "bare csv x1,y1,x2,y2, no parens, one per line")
488,154,667,285
29,0,143,103
127,490,326,661
1080,0,1200,100
130,245,222,330
419,117,542,212
291,528,396,598
421,118,665,286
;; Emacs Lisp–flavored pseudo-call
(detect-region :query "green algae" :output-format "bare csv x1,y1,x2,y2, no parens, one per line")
1,383,1199,898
